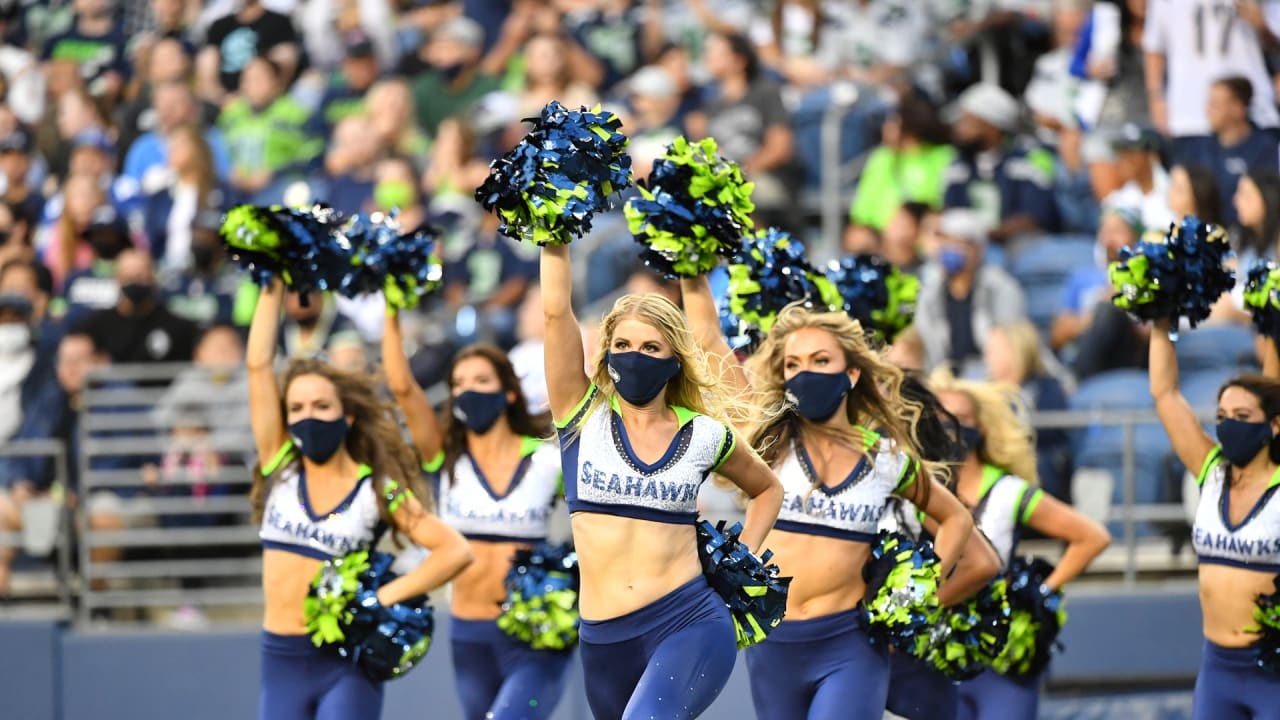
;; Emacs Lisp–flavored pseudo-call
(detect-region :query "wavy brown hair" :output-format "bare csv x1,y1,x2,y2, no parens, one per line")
250,358,431,525
441,344,550,484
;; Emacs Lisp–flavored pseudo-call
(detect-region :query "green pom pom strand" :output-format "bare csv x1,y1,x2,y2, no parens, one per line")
497,586,580,651
872,270,919,343
304,550,371,647
221,205,283,254
864,534,943,655
926,578,1011,679
990,596,1068,677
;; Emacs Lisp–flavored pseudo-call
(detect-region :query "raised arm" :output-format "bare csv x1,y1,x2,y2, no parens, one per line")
382,311,444,464
247,280,289,467
680,275,749,397
908,472,974,584
375,493,474,605
1026,493,1111,591
713,441,782,553
541,245,591,422
1149,321,1216,473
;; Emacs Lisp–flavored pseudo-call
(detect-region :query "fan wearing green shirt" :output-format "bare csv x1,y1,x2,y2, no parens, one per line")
849,94,955,232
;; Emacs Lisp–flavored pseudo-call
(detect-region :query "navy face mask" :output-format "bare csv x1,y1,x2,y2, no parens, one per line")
955,424,983,460
1216,418,1274,468
607,351,681,406
784,371,853,422
452,390,508,434
288,417,350,464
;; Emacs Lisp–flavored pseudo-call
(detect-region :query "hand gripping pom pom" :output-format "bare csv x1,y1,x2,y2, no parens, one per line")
861,530,944,657
1108,216,1235,334
990,557,1067,679
220,204,350,294
697,520,792,649
475,101,632,246
337,212,444,310
826,254,920,345
304,550,435,682
1243,261,1280,341
1247,573,1280,674
926,578,1012,680
497,543,581,651
723,228,842,350
625,137,755,278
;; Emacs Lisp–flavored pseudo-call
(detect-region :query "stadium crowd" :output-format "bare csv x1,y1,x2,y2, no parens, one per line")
0,0,1276,623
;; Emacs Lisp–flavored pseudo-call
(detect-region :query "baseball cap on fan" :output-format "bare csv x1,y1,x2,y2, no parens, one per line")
0,128,31,154
342,29,375,59
947,83,1021,132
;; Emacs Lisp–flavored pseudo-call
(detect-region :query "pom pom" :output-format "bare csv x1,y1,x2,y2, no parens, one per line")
220,204,350,294
990,557,1066,679
926,578,1012,680
497,543,581,651
1247,573,1280,674
475,101,632,246
1243,260,1280,341
697,520,792,649
338,212,445,310
625,137,755,278
861,530,944,656
304,550,434,682
826,254,919,344
1109,216,1234,335
723,228,841,349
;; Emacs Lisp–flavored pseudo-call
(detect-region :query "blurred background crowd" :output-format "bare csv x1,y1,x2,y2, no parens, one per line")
0,0,1277,634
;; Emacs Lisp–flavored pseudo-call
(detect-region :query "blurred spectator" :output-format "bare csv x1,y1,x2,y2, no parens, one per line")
0,128,44,223
316,115,381,217
879,201,934,274
163,211,251,329
654,43,702,126
915,209,1028,375
0,16,47,127
312,30,380,137
886,325,925,371
40,0,131,102
295,0,396,72
280,289,364,358
1103,122,1175,230
409,16,510,136
76,248,200,365
41,174,111,292
443,212,538,349
373,155,427,231
141,124,225,270
944,0,1054,96
851,94,954,233
1051,204,1143,353
130,0,197,58
155,323,252,450
780,0,928,89
1192,75,1279,226
0,200,33,267
366,78,431,168
0,263,43,442
47,85,108,182
421,117,490,214
1143,0,1280,164
624,265,682,308
690,32,797,231
561,0,664,91
984,320,1073,501
624,66,685,178
942,83,1060,244
506,283,550,416
62,204,132,325
218,56,321,204
517,32,599,118
116,38,203,164
201,0,300,96
1167,163,1225,224
122,81,230,201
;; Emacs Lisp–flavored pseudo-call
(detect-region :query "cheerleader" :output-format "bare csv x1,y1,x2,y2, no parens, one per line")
539,244,783,720
249,280,473,720
1148,322,1280,719
731,304,975,720
381,310,571,720
930,373,1110,720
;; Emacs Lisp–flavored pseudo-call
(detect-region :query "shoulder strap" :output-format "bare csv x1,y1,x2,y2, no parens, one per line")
1008,484,1036,566
967,464,1006,524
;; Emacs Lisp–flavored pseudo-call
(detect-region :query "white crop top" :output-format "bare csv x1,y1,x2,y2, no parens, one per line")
971,465,1043,567
556,386,735,524
258,442,387,561
1192,446,1280,573
772,427,918,543
427,436,563,543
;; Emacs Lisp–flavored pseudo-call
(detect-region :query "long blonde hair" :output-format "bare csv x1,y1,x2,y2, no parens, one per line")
745,304,938,484
928,371,1039,485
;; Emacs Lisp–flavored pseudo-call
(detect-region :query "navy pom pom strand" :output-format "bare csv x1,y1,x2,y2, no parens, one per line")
1109,216,1234,336
697,520,791,649
722,228,840,350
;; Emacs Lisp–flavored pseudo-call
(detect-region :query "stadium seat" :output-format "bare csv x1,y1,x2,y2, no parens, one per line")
1009,235,1096,334
1173,324,1257,373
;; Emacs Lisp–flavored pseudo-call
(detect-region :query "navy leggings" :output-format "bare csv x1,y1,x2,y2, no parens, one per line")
957,669,1041,720
745,608,889,720
886,650,958,720
1193,640,1280,719
578,575,738,720
450,616,573,720
259,631,383,720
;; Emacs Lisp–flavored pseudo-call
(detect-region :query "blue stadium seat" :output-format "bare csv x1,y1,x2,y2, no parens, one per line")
1010,235,1097,334
1173,325,1257,373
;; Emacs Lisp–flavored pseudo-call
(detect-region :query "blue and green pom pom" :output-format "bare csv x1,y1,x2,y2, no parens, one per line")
1243,261,1280,341
990,557,1066,679
304,550,434,682
926,577,1012,680
862,530,944,657
498,543,581,651
1247,573,1280,674
625,136,755,278
697,520,791,649
220,203,349,293
722,228,841,350
475,101,632,246
338,212,444,311
1108,216,1235,335
826,254,919,345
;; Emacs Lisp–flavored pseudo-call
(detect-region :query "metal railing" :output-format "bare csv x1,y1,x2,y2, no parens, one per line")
0,438,73,614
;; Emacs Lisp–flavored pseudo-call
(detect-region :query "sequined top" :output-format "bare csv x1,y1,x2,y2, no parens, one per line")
772,428,918,543
1192,446,1280,572
426,436,563,544
258,442,384,561
971,465,1043,567
556,386,735,524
